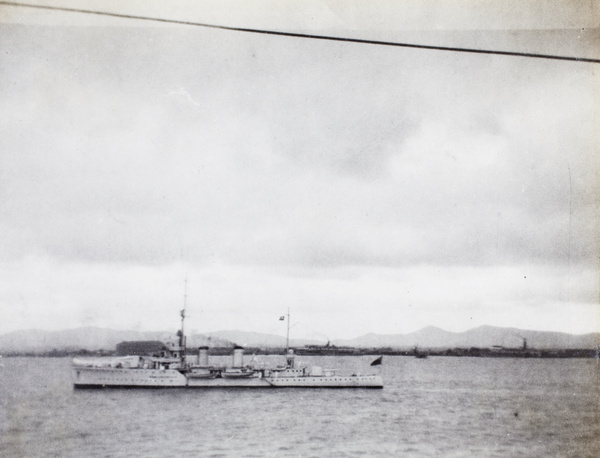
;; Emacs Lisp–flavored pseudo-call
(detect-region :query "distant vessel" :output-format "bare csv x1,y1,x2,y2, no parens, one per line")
414,346,428,359
72,288,383,389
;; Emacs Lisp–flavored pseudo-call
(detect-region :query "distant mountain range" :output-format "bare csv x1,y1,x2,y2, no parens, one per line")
0,328,229,353
331,326,599,350
0,327,316,353
0,325,597,353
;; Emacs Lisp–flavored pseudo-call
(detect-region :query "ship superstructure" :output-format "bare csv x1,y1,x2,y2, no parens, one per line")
72,285,383,389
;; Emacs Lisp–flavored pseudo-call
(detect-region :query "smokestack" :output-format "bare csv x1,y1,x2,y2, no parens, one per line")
198,346,209,366
232,346,244,368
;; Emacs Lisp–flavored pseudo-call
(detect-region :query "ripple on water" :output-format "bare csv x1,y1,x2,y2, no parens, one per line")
1,357,599,457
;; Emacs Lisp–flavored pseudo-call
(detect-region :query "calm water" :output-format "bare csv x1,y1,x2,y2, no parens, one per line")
1,356,598,457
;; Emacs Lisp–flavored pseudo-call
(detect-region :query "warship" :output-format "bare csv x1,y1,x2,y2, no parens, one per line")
72,290,383,389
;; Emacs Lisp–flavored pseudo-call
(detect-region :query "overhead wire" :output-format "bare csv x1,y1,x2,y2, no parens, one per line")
1,1,599,64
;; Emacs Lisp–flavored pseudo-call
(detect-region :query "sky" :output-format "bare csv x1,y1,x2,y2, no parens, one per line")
1,0,599,340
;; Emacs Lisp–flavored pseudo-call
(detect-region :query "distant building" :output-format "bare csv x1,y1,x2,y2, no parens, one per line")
116,341,169,356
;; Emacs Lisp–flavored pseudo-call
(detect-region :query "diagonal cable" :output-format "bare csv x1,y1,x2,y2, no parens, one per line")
1,1,599,64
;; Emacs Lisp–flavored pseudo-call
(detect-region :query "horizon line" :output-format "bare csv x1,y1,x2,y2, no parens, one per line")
1,323,598,339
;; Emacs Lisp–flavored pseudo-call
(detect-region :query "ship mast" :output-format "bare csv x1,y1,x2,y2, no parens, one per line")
179,277,187,359
285,307,290,353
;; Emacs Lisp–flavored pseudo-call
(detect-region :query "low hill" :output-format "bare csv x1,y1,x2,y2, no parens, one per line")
203,330,322,348
0,328,232,353
0,325,597,353
333,325,600,350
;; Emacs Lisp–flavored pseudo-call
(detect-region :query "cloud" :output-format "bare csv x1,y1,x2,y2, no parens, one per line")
1,47,597,269
1,258,597,336
0,18,597,335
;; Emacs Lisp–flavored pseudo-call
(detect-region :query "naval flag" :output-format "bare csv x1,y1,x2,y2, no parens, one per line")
279,316,285,321
370,356,383,366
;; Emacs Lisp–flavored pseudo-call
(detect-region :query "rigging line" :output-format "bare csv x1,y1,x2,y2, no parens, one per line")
2,1,599,64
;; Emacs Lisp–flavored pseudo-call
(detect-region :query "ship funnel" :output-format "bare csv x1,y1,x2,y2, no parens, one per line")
198,346,209,366
232,346,244,368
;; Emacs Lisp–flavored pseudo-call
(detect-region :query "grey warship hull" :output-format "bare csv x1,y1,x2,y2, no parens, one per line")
72,366,383,389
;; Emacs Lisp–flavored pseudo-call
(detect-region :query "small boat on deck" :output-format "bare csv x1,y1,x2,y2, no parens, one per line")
221,368,256,379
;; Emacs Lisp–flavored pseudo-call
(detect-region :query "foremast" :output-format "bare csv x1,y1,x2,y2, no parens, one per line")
284,308,295,369
285,307,290,353
178,278,188,367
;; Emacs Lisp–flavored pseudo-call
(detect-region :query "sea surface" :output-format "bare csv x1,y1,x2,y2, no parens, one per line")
0,356,598,457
